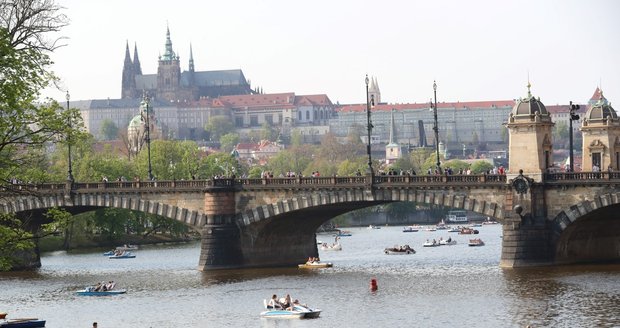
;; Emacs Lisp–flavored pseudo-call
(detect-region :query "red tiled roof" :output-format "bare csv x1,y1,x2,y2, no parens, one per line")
336,100,516,112
235,143,259,151
218,93,296,109
295,94,333,106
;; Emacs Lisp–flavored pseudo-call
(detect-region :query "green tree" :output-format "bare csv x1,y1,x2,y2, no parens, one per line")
100,119,119,140
409,148,434,174
470,160,494,174
220,133,240,153
260,122,277,141
204,115,233,141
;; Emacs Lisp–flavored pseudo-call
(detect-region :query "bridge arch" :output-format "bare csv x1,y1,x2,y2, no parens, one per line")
1,194,207,228
234,189,506,227
550,192,620,264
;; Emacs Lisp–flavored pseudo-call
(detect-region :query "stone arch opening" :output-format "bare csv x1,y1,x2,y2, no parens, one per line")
553,203,620,265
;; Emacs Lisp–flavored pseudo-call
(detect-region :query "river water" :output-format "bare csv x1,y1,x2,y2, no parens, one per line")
1,224,619,328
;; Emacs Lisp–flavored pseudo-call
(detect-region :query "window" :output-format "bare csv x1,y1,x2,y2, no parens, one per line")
298,111,302,121
265,114,273,124
592,152,601,169
250,115,258,126
306,111,310,120
235,117,243,127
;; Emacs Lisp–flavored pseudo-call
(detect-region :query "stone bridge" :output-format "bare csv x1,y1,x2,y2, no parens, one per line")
2,172,620,270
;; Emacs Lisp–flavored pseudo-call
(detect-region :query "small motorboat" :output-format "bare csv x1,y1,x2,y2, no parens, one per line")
260,300,305,319
423,240,440,247
459,227,479,235
468,238,485,247
402,226,419,232
447,227,460,233
384,245,415,255
425,227,437,232
108,251,136,259
260,309,305,319
298,261,333,269
319,243,342,251
335,230,352,237
293,304,321,319
0,317,46,328
439,238,457,246
76,288,127,296
368,224,381,229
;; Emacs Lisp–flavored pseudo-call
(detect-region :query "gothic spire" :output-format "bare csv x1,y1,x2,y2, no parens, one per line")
161,24,177,61
123,40,132,67
133,42,142,75
389,108,396,144
189,43,195,72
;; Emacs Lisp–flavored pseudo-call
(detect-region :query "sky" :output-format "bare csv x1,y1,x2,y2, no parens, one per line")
44,0,620,107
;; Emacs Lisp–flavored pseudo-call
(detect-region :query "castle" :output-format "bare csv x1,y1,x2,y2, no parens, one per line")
121,26,254,102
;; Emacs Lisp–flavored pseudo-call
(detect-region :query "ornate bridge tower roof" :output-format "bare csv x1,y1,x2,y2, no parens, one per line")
505,82,554,180
580,88,620,171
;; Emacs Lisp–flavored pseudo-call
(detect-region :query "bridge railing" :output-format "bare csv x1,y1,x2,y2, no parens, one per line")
543,171,620,181
3,174,510,194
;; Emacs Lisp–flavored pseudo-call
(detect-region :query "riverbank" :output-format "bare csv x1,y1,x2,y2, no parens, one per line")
38,232,201,253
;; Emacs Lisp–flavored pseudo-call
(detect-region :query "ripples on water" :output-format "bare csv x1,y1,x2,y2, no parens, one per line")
1,225,619,327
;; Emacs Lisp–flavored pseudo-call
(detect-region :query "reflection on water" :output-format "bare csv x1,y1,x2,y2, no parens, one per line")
1,225,619,327
502,265,620,327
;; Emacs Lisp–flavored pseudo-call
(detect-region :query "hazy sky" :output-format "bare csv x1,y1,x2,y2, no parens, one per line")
44,0,620,107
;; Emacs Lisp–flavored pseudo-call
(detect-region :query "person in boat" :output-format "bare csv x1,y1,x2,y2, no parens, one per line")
268,294,283,309
105,281,115,290
447,237,452,243
94,282,102,292
432,239,437,245
282,294,292,310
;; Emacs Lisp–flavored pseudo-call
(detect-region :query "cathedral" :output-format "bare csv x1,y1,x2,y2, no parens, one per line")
121,26,254,102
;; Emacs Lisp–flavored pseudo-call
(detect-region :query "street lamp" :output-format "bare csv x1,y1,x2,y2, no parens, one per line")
432,81,441,173
65,91,74,183
568,101,580,172
365,75,374,176
143,94,154,181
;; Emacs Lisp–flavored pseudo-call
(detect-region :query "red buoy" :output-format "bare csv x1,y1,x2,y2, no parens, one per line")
370,278,378,291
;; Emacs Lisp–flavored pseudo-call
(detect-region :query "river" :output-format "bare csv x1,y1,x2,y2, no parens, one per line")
1,224,619,327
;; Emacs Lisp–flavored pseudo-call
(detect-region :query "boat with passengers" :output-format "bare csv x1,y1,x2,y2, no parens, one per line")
445,210,469,224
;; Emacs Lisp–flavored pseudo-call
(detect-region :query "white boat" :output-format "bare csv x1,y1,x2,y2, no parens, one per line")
402,226,419,232
368,225,381,229
447,227,460,233
425,228,437,232
319,243,342,251
109,251,136,259
482,217,499,225
439,238,457,246
423,240,440,247
384,245,416,255
435,219,448,230
446,210,469,223
293,304,321,319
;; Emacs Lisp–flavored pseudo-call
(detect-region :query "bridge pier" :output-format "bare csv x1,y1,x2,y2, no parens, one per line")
198,224,243,270
500,216,553,267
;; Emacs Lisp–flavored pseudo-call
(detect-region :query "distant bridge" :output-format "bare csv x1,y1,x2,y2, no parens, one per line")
2,172,620,270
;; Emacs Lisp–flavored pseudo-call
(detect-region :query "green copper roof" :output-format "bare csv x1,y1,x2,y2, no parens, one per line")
160,25,178,61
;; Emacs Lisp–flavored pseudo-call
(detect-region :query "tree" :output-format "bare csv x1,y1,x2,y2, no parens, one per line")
204,115,233,141
470,160,494,174
219,133,239,153
100,119,119,141
409,148,434,174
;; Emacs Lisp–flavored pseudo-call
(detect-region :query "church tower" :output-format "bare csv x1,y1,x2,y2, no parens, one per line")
385,109,401,164
580,89,620,171
121,41,137,99
156,26,182,101
368,76,381,104
505,83,554,181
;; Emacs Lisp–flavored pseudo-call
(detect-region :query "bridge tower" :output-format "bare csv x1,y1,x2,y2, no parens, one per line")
506,83,554,181
580,89,620,171
501,83,554,268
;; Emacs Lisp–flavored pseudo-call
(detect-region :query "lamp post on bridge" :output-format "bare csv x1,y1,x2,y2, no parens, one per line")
65,91,74,183
365,75,374,176
432,81,442,173
143,93,154,181
568,101,580,172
